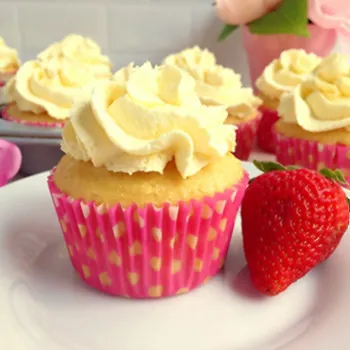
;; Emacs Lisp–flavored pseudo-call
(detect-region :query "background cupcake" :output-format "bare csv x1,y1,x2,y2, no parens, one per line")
38,34,112,79
164,47,261,160
275,53,350,182
48,62,248,299
3,58,108,127
0,37,20,105
256,49,321,153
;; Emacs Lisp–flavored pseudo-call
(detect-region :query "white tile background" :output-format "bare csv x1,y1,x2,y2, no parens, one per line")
0,0,252,85
0,0,342,87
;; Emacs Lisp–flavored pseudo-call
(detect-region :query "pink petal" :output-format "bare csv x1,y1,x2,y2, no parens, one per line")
0,140,22,186
309,0,350,33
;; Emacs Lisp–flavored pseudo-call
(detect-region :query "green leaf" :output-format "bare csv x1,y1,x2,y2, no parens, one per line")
253,160,286,173
248,0,309,37
218,24,239,42
319,168,348,186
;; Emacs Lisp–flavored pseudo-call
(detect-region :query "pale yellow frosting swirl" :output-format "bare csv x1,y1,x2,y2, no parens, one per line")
62,62,236,179
278,53,350,132
38,34,112,78
256,49,322,99
164,46,261,118
0,37,20,74
6,59,108,120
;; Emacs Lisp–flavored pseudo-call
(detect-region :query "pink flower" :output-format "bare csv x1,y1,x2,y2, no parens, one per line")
215,0,282,25
0,140,21,187
309,0,350,54
309,0,350,35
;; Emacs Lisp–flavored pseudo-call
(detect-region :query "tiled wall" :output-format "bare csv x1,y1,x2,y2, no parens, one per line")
0,0,252,85
0,0,341,87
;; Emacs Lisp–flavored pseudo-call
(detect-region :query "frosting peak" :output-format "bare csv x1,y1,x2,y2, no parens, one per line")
256,49,322,99
164,47,261,118
6,59,108,120
278,53,350,132
0,37,20,74
38,34,112,78
62,62,237,179
164,46,216,81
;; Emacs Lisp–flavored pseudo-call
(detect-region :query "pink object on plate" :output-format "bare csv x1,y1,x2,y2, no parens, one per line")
2,105,65,128
257,107,279,154
0,139,22,187
274,130,350,186
47,170,249,299
233,113,261,161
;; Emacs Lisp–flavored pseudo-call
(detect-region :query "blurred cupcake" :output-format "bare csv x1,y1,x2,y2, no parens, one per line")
0,37,20,104
48,62,248,298
275,53,350,182
38,34,112,79
164,46,261,160
3,58,109,127
256,49,321,153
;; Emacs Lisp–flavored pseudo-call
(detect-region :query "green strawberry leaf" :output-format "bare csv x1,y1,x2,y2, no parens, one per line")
248,0,309,37
253,160,286,173
218,24,239,42
319,168,348,186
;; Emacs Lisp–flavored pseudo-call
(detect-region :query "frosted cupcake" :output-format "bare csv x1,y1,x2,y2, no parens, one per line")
256,49,321,153
3,58,108,127
164,47,262,160
0,37,20,104
38,34,112,79
275,53,350,182
48,62,248,298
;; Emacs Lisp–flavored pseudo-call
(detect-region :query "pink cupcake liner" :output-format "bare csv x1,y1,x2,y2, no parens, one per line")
47,170,249,299
257,107,279,154
234,113,262,161
275,130,350,184
2,105,65,128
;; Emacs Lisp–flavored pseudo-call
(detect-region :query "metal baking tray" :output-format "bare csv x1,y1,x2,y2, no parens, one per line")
0,117,63,175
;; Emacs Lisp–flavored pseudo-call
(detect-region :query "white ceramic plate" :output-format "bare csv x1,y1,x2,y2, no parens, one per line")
1,163,350,350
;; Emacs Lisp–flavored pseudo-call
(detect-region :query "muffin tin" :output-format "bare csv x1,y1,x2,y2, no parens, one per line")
0,116,63,175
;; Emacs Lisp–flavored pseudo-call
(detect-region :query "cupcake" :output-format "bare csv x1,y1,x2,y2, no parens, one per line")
38,34,112,79
275,53,350,182
48,62,248,298
3,58,108,127
0,37,20,104
256,49,321,153
164,47,262,160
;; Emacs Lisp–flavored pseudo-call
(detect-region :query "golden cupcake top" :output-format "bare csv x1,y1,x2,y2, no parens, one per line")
38,34,112,78
256,49,322,99
164,46,261,119
6,58,108,120
62,62,237,179
0,37,20,74
278,53,350,132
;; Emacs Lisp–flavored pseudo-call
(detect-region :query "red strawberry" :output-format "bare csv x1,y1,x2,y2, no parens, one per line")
241,161,350,296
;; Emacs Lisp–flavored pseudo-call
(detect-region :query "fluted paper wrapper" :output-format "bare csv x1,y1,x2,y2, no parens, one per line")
257,107,279,153
2,105,65,128
234,114,261,161
275,131,350,184
48,171,249,298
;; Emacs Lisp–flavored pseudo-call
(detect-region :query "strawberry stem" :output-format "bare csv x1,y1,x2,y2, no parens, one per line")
253,160,348,186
